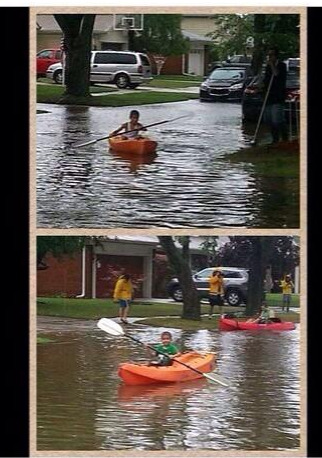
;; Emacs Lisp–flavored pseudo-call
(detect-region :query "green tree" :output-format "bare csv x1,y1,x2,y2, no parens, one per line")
133,14,189,74
158,236,201,320
54,14,95,99
207,14,254,60
252,14,300,73
208,14,300,74
37,236,86,269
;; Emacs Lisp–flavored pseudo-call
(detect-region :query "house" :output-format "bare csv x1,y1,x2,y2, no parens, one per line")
36,13,216,76
37,236,210,300
37,14,129,52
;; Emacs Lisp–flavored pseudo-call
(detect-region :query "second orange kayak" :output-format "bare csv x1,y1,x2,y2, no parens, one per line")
109,135,158,155
118,351,216,385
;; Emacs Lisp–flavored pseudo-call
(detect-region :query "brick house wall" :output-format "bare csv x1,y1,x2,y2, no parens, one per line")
37,252,83,297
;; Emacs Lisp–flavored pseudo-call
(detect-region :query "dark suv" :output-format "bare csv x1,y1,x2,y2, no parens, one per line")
167,267,249,306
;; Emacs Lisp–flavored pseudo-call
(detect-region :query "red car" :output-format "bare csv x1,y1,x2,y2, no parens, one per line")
37,49,62,77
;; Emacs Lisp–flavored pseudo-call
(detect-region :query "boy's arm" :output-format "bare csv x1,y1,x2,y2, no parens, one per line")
111,123,126,136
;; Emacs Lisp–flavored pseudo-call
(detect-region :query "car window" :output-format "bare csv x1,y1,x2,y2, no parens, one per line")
139,54,150,66
222,271,242,278
94,53,116,64
37,50,52,58
209,69,245,80
55,50,62,59
195,268,215,279
94,52,137,64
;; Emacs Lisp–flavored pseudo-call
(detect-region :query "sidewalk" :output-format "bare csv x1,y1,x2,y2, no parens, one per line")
91,84,199,96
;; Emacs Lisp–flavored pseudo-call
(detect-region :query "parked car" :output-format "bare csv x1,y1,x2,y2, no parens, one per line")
241,58,300,122
37,48,62,77
167,267,249,306
199,66,253,102
208,55,252,72
46,50,153,88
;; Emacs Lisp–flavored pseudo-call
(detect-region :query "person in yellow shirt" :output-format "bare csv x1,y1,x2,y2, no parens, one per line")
280,274,294,312
113,274,133,324
208,270,224,319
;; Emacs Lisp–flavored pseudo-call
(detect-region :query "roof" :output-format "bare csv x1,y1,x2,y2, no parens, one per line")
36,14,114,33
182,30,213,43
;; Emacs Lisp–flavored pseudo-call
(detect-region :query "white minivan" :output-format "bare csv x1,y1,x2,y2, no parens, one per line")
46,50,153,88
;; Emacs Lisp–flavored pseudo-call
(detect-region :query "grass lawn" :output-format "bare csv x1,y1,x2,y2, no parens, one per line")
226,147,299,179
37,84,198,106
37,296,300,331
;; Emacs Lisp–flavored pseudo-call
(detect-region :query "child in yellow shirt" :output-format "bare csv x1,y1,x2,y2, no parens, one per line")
280,274,294,312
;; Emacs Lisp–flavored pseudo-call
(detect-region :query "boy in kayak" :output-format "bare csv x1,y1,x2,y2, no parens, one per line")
113,274,133,324
280,274,294,312
148,331,180,366
246,302,272,324
110,109,147,140
208,270,224,319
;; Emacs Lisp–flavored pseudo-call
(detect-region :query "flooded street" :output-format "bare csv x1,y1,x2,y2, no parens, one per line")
37,317,301,452
37,100,298,228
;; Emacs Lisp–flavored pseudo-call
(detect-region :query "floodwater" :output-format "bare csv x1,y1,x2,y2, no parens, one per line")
36,100,299,228
37,317,301,452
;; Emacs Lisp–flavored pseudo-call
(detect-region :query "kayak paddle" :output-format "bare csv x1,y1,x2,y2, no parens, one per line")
97,317,228,387
74,115,189,148
250,71,274,146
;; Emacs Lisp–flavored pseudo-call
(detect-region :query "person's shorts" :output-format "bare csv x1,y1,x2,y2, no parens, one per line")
209,294,224,306
283,294,291,305
119,299,130,308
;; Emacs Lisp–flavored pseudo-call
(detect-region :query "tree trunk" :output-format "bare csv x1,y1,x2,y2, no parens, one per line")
246,237,275,316
158,236,201,320
54,14,95,98
251,14,266,75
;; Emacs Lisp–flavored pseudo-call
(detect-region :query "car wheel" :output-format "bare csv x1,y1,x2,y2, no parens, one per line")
54,70,63,84
115,74,130,89
226,289,242,306
171,286,183,302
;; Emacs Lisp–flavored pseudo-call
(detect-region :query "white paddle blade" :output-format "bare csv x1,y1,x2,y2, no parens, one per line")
204,372,229,387
97,318,125,336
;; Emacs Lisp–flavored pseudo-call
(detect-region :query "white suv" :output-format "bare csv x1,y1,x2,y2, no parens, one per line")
167,267,249,306
46,50,153,88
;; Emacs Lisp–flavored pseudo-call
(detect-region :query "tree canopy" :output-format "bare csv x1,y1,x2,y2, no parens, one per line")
133,14,189,56
208,13,300,73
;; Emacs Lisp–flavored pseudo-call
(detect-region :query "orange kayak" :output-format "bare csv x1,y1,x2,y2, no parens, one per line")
118,352,216,385
109,135,157,155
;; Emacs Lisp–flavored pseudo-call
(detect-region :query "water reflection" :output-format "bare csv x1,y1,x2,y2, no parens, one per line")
37,319,301,452
37,101,298,228
109,149,158,174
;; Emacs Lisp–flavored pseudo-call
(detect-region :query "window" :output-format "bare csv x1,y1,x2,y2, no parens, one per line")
37,50,53,59
94,53,115,64
223,271,242,279
94,52,137,65
139,54,150,66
